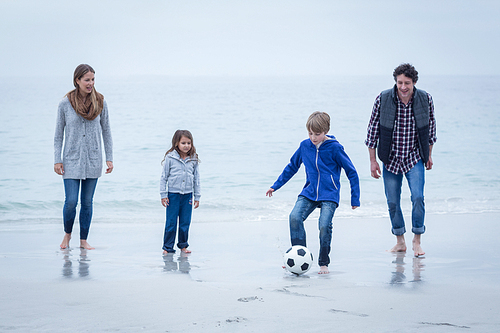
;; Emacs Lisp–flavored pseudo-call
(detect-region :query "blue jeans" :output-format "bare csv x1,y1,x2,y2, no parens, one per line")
63,178,98,240
163,193,193,253
289,196,338,267
383,160,425,236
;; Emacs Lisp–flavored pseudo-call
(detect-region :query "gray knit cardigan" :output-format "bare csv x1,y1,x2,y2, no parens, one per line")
54,97,113,179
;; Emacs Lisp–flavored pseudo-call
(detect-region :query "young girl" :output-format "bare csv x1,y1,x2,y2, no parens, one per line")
160,130,200,255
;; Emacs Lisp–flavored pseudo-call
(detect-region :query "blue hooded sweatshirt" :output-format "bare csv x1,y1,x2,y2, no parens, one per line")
271,135,360,207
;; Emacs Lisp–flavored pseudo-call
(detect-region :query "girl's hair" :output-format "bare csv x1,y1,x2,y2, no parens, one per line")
71,64,100,113
162,130,199,164
306,111,330,133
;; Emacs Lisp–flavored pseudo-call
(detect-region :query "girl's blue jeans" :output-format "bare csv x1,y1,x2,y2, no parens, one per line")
163,192,193,253
383,159,426,236
63,178,98,240
289,196,338,267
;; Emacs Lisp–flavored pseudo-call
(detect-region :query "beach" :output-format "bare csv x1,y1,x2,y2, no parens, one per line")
1,212,499,332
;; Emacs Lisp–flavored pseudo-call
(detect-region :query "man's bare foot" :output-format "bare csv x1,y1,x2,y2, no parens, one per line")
389,235,407,252
181,248,191,254
318,266,329,274
60,233,71,249
412,234,425,257
80,240,95,250
162,250,171,255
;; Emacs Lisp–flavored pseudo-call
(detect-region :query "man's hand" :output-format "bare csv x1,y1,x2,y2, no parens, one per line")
370,160,381,179
426,156,433,170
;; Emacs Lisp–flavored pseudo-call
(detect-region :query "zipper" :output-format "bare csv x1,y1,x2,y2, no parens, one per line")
315,148,320,201
331,175,338,190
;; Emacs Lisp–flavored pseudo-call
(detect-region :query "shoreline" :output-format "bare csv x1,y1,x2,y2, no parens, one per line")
1,213,499,332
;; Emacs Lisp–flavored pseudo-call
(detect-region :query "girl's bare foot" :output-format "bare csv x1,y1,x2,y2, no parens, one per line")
60,233,71,249
181,248,191,253
80,240,95,250
319,266,329,274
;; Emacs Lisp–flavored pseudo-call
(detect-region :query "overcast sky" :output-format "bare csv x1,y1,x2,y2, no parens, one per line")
1,0,499,77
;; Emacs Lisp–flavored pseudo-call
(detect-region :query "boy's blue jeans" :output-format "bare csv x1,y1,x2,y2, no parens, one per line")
383,160,425,236
63,178,98,240
289,196,338,267
163,192,193,253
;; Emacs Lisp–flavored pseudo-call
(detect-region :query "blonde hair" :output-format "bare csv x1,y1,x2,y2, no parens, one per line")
306,111,330,133
70,64,100,113
161,130,200,165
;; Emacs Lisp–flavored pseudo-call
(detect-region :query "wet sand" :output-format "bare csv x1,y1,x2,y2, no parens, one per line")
1,213,499,332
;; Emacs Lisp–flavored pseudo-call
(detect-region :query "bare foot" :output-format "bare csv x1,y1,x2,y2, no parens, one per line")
80,240,95,250
60,233,71,249
389,235,407,253
163,250,170,255
181,248,191,254
412,234,425,257
318,266,329,274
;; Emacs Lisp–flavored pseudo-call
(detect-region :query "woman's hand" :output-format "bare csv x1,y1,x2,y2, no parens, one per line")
54,163,64,175
193,201,200,209
161,198,169,207
106,161,114,174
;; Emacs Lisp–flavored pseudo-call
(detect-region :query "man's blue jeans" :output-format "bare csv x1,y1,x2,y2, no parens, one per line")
289,196,338,267
63,178,98,240
383,160,425,236
163,193,193,253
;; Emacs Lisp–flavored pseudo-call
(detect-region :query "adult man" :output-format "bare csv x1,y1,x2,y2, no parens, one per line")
365,63,436,257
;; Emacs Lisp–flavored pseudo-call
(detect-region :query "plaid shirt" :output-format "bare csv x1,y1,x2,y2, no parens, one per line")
365,91,437,174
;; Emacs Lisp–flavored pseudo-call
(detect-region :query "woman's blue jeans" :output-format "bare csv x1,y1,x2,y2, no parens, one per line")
63,178,98,240
289,196,338,267
383,160,425,236
163,193,193,253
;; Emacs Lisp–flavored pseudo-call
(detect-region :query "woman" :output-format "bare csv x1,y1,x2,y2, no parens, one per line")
54,64,113,250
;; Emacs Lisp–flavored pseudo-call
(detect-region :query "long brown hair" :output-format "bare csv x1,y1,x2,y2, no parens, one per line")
66,64,102,115
162,130,199,164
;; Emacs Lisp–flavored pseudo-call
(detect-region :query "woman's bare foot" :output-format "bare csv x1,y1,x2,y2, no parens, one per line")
389,235,407,252
80,240,95,250
412,234,425,257
60,233,71,249
319,266,329,274
181,248,191,254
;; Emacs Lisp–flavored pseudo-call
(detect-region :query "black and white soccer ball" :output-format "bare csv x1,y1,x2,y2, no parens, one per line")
284,245,313,275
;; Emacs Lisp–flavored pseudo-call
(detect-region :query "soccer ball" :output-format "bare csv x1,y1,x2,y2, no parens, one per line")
284,245,313,275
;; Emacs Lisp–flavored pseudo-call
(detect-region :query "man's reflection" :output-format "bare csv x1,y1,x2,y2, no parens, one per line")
390,252,424,285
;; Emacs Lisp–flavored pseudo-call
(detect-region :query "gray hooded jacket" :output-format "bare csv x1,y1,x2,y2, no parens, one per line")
160,150,201,201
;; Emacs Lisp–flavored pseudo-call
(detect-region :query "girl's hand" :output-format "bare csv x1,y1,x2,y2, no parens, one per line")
193,201,200,209
161,198,169,207
266,188,275,197
54,163,64,175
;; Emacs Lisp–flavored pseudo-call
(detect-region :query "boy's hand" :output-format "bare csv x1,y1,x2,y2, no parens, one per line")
352,206,359,210
266,188,275,197
161,198,169,207
193,201,200,209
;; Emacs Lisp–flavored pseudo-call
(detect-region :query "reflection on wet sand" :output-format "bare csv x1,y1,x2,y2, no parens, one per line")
61,248,90,279
163,252,191,274
390,252,425,285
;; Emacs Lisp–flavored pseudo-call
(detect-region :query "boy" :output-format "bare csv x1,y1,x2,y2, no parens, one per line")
266,112,360,274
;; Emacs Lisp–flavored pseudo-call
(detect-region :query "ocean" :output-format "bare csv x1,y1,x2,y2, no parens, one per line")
1,75,499,224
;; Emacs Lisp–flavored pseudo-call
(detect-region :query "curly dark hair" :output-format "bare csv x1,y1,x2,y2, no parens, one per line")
393,63,418,83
